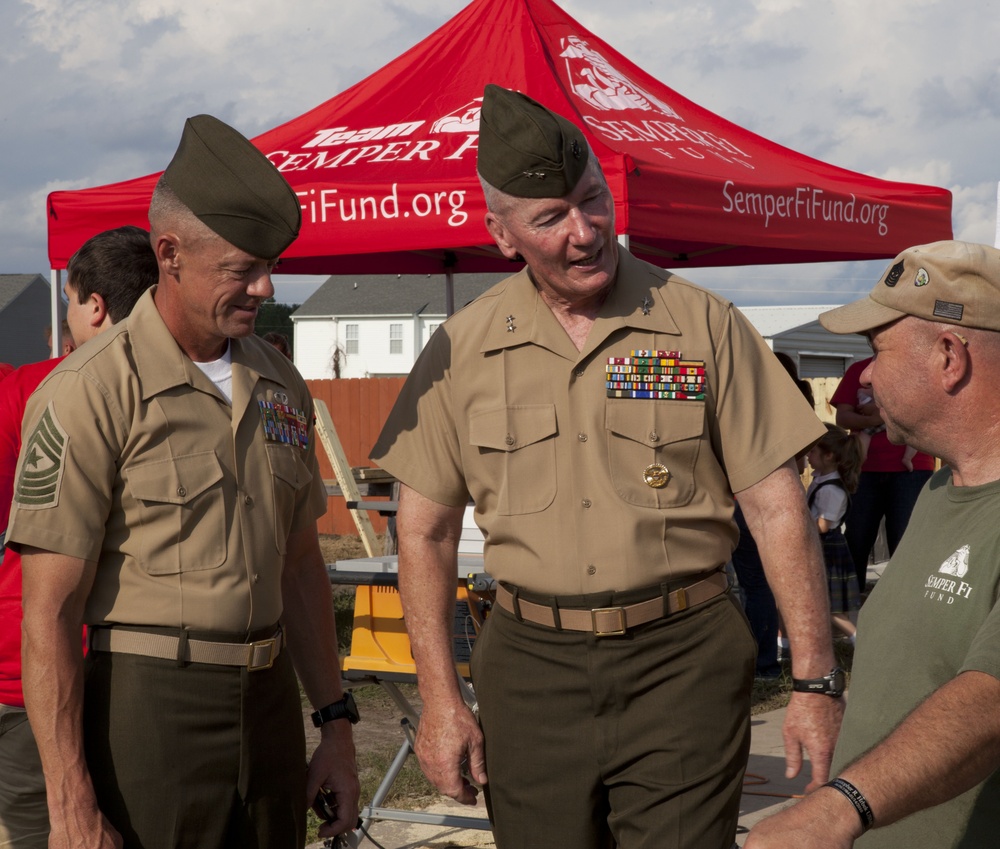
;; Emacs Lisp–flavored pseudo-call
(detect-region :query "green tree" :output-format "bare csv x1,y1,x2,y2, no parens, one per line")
255,298,299,348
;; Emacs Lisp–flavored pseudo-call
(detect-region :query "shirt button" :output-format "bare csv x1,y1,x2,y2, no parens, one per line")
176,486,186,497
586,564,597,575
578,432,588,443
649,431,660,442
253,573,261,583
245,495,253,506
581,499,592,508
505,434,515,446
575,369,585,378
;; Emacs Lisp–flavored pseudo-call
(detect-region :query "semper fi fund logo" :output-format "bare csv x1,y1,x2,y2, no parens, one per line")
559,36,753,173
267,103,483,231
924,544,974,604
267,103,481,177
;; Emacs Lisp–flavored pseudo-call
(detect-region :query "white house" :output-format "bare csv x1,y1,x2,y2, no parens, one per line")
292,275,871,380
736,305,872,377
291,273,503,379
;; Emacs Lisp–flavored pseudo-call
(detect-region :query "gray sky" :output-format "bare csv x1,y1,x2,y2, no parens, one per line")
3,0,998,306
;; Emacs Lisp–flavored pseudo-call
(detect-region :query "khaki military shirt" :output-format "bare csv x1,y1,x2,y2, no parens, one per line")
8,289,327,632
372,249,824,594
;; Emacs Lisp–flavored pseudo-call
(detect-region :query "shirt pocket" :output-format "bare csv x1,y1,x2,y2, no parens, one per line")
605,399,705,509
124,452,226,575
469,405,557,516
266,443,314,554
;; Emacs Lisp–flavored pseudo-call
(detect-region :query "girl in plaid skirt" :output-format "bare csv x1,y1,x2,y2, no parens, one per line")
806,423,865,643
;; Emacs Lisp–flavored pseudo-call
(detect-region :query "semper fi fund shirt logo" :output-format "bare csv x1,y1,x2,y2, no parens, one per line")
924,544,974,604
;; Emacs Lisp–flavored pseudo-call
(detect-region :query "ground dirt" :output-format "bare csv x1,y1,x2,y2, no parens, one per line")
310,533,409,760
319,533,373,564
305,535,436,821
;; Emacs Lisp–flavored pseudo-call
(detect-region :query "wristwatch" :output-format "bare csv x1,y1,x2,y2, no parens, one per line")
792,667,846,697
311,692,361,727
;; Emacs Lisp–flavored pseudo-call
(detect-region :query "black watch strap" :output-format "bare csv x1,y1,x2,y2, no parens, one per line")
311,692,360,727
792,666,846,697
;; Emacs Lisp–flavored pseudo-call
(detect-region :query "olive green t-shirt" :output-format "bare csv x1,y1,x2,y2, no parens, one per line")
832,468,1000,848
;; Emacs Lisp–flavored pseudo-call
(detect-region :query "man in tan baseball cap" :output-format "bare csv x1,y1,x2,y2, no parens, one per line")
747,240,1000,848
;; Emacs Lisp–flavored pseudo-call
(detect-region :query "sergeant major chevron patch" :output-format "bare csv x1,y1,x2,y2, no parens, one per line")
15,403,67,508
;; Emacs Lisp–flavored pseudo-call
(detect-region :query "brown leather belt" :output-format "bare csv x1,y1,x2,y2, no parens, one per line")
89,626,283,671
495,570,729,636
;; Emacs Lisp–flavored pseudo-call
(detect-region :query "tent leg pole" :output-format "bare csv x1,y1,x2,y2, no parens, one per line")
50,268,62,358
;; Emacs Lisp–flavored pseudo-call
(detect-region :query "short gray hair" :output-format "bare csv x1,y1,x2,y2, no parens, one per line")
478,151,608,219
148,177,220,249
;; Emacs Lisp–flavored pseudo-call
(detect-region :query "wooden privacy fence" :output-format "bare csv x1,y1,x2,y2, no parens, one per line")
306,378,405,535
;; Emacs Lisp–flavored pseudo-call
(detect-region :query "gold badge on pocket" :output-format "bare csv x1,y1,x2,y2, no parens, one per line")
643,463,670,488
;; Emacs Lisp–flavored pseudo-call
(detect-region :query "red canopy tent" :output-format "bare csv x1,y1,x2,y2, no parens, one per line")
47,0,952,279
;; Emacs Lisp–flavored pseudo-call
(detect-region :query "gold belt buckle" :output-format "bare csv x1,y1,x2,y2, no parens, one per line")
591,606,627,637
247,637,277,671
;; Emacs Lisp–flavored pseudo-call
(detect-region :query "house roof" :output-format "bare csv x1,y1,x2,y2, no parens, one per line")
0,274,49,312
736,305,843,339
293,272,507,318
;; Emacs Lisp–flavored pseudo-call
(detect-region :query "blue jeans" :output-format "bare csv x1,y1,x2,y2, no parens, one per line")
844,470,933,589
730,504,780,677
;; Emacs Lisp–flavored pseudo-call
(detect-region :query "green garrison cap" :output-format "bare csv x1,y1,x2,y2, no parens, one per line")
477,84,589,198
162,114,300,259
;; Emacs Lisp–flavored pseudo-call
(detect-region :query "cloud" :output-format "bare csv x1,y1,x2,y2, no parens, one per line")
4,0,999,305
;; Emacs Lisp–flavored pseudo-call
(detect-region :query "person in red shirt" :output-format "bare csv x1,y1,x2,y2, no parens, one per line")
0,225,156,849
830,356,935,592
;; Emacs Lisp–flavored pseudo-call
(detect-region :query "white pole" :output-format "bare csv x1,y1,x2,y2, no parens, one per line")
995,182,1000,248
49,268,61,358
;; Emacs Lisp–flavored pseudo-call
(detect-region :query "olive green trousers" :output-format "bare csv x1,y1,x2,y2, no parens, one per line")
472,592,754,849
84,639,306,849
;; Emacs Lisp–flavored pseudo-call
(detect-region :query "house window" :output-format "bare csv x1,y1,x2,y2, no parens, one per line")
345,324,359,355
428,323,440,340
390,323,403,354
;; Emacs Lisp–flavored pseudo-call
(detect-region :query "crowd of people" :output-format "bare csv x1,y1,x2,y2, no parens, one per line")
0,86,998,849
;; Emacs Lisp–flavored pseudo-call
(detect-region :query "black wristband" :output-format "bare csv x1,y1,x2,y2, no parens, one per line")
825,777,875,833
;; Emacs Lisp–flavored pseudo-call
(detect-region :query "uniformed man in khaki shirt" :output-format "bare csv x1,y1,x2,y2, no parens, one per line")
11,116,359,849
372,85,843,848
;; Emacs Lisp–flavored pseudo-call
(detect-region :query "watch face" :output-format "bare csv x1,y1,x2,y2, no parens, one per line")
831,667,846,695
